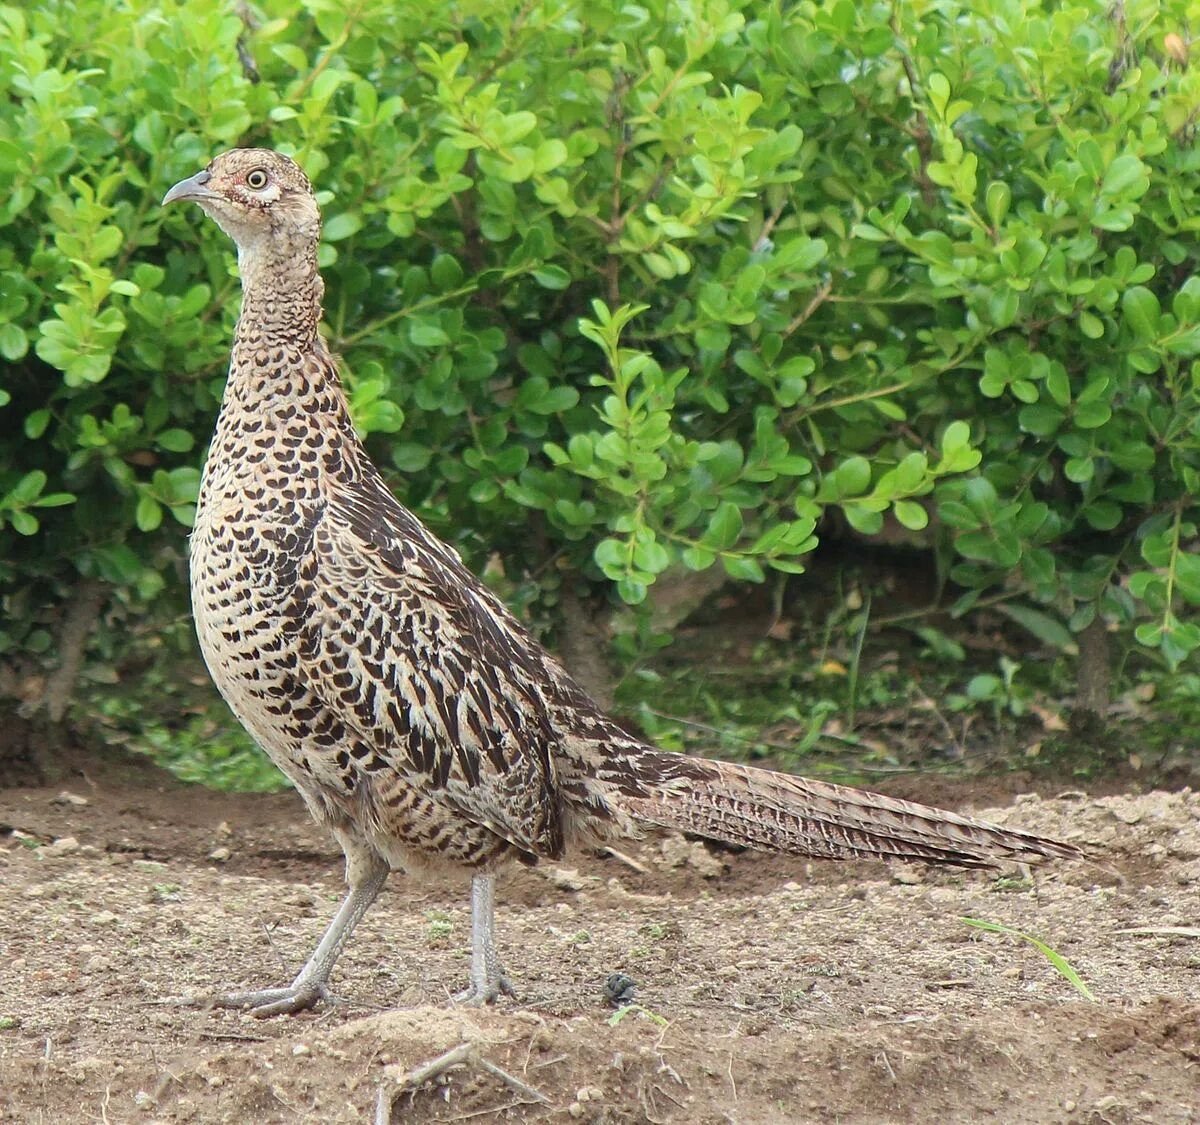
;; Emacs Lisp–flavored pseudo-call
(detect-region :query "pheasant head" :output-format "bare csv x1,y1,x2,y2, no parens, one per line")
163,148,325,343
162,148,320,258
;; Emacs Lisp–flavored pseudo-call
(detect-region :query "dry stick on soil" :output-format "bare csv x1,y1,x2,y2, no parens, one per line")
1115,926,1200,938
374,1042,549,1124
446,1101,532,1122
151,1047,187,1103
198,1031,269,1043
877,1050,897,1083
259,919,291,976
602,845,649,874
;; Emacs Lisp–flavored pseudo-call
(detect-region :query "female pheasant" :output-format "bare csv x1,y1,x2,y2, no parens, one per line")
163,149,1080,1016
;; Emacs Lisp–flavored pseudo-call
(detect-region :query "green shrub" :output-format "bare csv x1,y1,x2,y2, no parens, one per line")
2,0,1199,728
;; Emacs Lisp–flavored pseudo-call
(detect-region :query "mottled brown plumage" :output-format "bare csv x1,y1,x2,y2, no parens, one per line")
163,150,1081,1015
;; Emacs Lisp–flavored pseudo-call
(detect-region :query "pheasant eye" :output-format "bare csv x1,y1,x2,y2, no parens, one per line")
246,169,269,190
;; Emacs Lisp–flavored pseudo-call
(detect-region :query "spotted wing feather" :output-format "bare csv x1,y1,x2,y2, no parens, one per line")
292,471,566,861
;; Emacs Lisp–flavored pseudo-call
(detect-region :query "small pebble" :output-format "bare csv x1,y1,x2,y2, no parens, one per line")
549,867,596,892
603,973,636,1007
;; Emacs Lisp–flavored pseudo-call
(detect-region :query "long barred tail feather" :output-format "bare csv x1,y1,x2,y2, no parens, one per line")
611,748,1081,868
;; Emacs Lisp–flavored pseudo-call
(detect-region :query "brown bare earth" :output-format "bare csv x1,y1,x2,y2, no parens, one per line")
1,755,1197,1124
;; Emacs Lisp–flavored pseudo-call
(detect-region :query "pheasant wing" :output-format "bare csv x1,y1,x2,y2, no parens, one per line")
293,475,564,860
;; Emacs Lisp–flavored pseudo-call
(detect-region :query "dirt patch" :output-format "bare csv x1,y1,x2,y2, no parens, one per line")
1,760,1198,1123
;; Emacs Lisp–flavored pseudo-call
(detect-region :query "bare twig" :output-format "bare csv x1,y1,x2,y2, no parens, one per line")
528,1053,569,1070
617,157,676,228
234,1,261,83
603,846,649,874
375,1042,472,1124
447,1101,537,1122
375,1041,549,1125
475,1056,550,1104
1115,926,1200,938
652,1081,687,1109
260,920,291,976
198,1031,271,1043
782,279,833,338
753,197,789,252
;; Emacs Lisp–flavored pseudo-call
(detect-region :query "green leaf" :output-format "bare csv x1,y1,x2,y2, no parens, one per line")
844,506,883,535
594,537,628,576
24,409,51,439
409,322,451,347
323,213,363,242
156,428,194,452
836,456,871,496
392,443,431,472
722,555,765,582
961,918,1095,1002
430,254,464,290
1101,154,1148,198
941,421,972,454
10,470,46,504
703,502,743,549
533,265,571,290
1122,286,1160,341
9,510,37,535
533,139,568,173
0,323,26,360
136,493,163,532
893,500,929,531
985,181,1010,227
994,604,1075,651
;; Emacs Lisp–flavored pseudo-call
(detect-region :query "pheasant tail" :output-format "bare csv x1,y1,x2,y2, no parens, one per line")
609,747,1081,869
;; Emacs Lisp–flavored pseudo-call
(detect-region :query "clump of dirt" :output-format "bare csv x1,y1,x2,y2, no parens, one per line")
1,759,1197,1123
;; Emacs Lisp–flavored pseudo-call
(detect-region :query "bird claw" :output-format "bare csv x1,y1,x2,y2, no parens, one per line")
452,973,516,1007
220,981,328,1017
176,981,330,1018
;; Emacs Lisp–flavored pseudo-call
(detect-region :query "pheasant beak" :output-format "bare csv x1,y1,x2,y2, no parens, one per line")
162,170,222,206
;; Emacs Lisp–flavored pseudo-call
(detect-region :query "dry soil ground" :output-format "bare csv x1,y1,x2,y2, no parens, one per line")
0,757,1197,1124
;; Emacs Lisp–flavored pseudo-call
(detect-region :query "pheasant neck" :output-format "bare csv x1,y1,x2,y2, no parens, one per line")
217,240,350,425
232,240,325,354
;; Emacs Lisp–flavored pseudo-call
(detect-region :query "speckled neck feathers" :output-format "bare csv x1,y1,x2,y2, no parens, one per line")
234,237,324,351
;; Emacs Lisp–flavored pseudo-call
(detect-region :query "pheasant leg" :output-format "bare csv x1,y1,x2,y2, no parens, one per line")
213,851,390,1017
453,871,514,1005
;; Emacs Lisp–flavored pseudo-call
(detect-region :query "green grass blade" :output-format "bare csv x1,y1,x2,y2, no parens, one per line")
961,916,1096,1002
